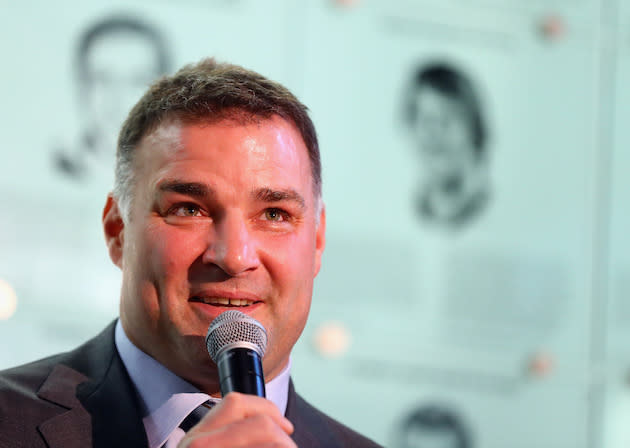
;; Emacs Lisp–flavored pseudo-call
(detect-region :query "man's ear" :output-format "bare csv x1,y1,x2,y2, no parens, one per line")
102,194,125,269
314,205,326,277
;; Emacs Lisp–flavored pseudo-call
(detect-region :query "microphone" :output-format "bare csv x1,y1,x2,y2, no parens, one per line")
205,310,268,397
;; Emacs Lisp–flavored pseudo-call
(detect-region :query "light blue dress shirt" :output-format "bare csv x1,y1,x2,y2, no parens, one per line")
114,320,291,448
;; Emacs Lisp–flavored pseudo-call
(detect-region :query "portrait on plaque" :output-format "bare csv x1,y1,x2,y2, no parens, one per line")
403,62,490,229
53,15,171,181
393,403,472,448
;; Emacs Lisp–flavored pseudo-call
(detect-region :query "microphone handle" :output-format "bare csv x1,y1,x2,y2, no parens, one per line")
217,347,266,397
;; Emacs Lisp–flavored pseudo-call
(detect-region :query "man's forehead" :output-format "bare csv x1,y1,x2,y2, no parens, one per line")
138,115,307,154
135,118,314,194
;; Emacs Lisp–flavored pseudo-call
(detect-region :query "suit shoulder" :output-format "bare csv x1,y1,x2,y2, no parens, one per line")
0,320,116,394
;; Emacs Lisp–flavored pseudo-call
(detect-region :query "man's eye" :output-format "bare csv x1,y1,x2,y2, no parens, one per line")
264,208,287,222
169,204,202,217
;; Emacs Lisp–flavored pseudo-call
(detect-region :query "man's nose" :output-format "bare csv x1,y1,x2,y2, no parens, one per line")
202,212,260,276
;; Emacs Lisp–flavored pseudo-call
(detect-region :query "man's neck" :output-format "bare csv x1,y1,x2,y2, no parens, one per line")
114,319,292,415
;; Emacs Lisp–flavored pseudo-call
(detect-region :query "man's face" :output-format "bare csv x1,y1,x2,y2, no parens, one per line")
412,86,477,183
104,116,325,393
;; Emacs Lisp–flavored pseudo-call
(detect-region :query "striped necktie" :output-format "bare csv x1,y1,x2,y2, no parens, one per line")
162,401,214,448
179,401,214,432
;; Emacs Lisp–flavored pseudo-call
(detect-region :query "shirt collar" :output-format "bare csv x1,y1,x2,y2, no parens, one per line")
115,320,291,448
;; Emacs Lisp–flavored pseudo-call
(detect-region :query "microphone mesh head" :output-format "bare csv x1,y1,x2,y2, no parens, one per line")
205,310,268,362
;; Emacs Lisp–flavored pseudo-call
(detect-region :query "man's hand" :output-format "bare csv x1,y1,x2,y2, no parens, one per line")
178,392,297,448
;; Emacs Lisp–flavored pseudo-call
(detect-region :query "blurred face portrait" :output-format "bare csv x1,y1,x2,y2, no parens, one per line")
411,85,478,186
78,20,168,154
406,64,489,227
396,406,469,448
84,34,160,136
402,426,462,448
103,116,326,394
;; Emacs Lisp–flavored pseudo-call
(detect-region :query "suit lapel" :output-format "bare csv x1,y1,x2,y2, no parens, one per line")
36,365,92,448
77,328,149,448
36,322,148,448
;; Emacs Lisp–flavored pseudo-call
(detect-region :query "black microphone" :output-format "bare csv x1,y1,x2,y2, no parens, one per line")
205,310,268,397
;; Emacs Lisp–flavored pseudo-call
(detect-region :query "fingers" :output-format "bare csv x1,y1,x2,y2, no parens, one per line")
179,392,296,448
183,414,296,447
196,392,293,434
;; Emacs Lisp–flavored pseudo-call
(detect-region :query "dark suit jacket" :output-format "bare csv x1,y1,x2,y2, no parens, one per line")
0,322,382,448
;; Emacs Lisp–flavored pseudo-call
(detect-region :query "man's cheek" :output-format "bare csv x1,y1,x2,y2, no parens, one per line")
261,246,301,284
153,231,199,270
264,232,312,260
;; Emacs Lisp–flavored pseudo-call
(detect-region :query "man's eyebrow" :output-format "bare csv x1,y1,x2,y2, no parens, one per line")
158,180,213,198
254,188,306,210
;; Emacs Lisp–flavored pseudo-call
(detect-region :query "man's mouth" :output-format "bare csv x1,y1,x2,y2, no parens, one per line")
190,296,258,307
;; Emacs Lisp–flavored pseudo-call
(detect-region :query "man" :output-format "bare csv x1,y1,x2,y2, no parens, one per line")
1,59,381,448
404,62,490,229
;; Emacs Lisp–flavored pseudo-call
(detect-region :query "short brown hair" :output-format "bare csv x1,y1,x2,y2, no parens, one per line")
114,58,320,216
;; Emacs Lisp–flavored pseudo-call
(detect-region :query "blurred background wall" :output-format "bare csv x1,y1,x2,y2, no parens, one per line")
1,0,629,447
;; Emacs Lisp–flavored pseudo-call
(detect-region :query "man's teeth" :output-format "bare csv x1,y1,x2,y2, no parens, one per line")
200,297,255,306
